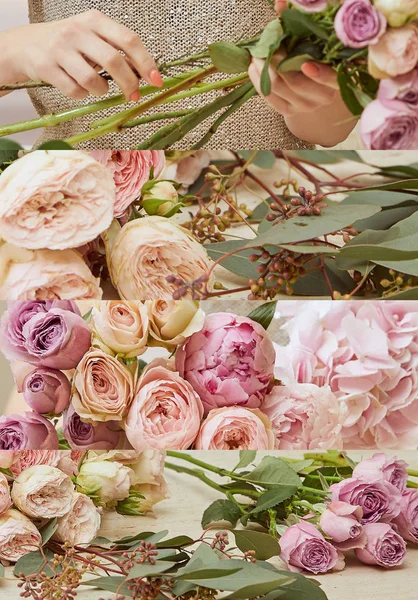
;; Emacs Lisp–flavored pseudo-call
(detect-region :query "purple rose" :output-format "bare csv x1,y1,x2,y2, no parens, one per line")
0,412,59,449
355,523,406,568
62,404,121,450
330,477,401,523
289,0,328,13
175,312,275,414
353,453,408,492
335,0,386,48
44,301,81,315
378,69,418,106
360,99,418,149
22,368,71,415
393,489,418,543
0,302,47,362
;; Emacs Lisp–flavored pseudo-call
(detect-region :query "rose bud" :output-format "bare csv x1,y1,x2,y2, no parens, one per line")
0,509,42,561
0,412,59,450
142,181,183,217
280,521,345,574
355,523,406,568
54,492,101,546
0,473,12,514
11,465,74,518
22,367,71,415
329,477,401,523
176,312,275,414
91,301,149,358
62,404,122,450
320,501,365,550
8,450,61,476
76,459,132,508
147,299,205,351
393,489,418,543
353,453,408,492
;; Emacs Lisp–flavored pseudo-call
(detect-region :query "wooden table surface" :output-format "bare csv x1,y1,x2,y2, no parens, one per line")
1,450,417,599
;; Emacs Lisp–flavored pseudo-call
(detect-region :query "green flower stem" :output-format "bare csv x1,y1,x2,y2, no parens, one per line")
303,452,349,467
300,487,329,497
166,450,236,478
408,469,418,478
122,109,194,128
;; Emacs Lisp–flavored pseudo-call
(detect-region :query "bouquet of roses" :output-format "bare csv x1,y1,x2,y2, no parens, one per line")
0,449,167,563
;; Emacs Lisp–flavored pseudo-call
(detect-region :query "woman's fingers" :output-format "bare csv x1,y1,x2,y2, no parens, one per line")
274,1,287,14
301,62,340,90
248,60,291,115
43,65,88,100
59,51,109,97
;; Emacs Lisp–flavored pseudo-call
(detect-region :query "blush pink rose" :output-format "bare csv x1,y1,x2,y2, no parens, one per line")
125,363,204,450
368,25,418,79
194,407,275,450
0,509,42,561
355,523,406,567
0,473,12,514
353,453,408,492
280,521,345,574
262,383,344,449
8,450,61,476
22,367,71,415
360,99,418,150
176,312,275,414
378,69,418,106
320,501,365,551
91,150,165,217
393,489,418,543
0,151,115,250
289,0,328,12
329,477,401,523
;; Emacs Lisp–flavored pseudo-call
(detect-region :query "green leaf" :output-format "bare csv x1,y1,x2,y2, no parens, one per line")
206,240,261,279
247,301,277,330
379,287,418,299
13,550,56,577
0,564,4,577
0,139,23,151
128,560,176,579
177,543,219,574
251,19,284,59
263,572,328,600
342,190,418,207
337,68,363,116
353,206,418,232
234,450,257,470
37,140,74,150
251,487,296,514
209,42,251,74
201,499,242,529
246,456,302,489
278,54,315,72
239,150,276,169
114,530,168,546
281,9,328,39
156,535,194,548
288,149,364,164
83,576,130,594
289,459,314,472
40,518,58,545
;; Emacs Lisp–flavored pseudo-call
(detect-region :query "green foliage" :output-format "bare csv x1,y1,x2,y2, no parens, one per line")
209,42,252,74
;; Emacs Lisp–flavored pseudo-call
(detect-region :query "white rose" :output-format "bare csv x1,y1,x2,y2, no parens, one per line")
148,300,205,350
76,460,132,507
91,301,149,358
374,0,418,27
55,492,101,546
0,509,42,561
142,181,181,217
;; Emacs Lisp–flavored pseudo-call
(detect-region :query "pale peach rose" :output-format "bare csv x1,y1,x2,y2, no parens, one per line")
11,465,74,518
0,451,16,469
72,349,135,423
0,473,12,514
374,0,418,27
91,301,149,358
104,217,212,300
368,25,418,78
195,407,275,450
56,451,85,477
125,362,204,450
0,509,42,561
147,300,205,350
0,245,102,300
76,459,132,507
55,492,101,546
8,450,61,476
127,450,169,512
0,151,115,250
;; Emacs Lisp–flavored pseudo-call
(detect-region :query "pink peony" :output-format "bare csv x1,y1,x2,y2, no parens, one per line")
91,150,165,217
353,453,408,492
262,383,344,449
320,501,366,550
329,477,401,523
176,312,275,414
355,523,406,567
393,489,418,543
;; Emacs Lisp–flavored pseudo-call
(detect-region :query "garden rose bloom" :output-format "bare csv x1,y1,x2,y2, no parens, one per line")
0,246,102,301
378,69,418,105
335,0,386,48
0,151,115,250
0,451,16,469
76,459,132,507
330,478,401,523
125,363,204,450
104,217,211,300
360,99,418,149
91,301,149,358
148,300,205,350
0,473,12,514
63,404,122,450
8,450,61,476
55,492,101,546
91,150,165,217
289,0,328,12
169,151,211,187
72,349,135,423
12,465,74,518
0,412,59,449
320,501,365,550
355,523,406,567
374,0,418,27
56,451,85,477
195,407,275,450
262,383,344,450
176,312,275,414
22,368,71,414
353,453,408,491
393,489,418,542
368,25,418,78
0,509,42,561
280,522,344,574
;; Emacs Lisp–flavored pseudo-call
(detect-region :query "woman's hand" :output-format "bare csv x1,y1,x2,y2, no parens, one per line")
0,9,162,100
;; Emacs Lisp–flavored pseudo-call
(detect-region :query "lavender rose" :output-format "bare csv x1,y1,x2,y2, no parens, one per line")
289,0,328,12
353,453,408,492
0,412,59,450
320,501,365,550
335,0,386,49
176,312,275,414
62,404,122,450
360,99,418,149
378,70,418,106
22,367,71,415
393,489,418,543
330,477,401,523
355,523,406,567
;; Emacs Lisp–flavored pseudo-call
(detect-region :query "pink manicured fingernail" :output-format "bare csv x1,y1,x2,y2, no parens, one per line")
302,63,319,77
130,90,140,102
150,69,163,87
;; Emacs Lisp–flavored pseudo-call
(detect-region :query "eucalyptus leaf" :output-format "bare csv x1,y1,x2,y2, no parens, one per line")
239,150,276,169
128,560,176,579
247,301,277,330
40,518,58,545
156,535,194,548
83,576,131,594
342,190,418,207
201,499,242,529
37,140,74,150
288,149,364,164
263,572,328,600
13,550,56,578
0,564,4,577
209,42,251,74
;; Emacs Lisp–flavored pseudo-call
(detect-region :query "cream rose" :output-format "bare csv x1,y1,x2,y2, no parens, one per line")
0,509,42,561
368,25,418,78
76,459,132,507
92,301,149,358
148,300,205,350
0,473,12,514
374,0,418,27
55,492,101,546
11,465,74,518
104,217,212,300
127,450,169,512
72,349,135,423
0,245,102,300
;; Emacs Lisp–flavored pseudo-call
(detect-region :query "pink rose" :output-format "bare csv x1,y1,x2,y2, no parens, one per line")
8,450,61,476
353,453,408,492
289,0,328,12
335,0,386,49
0,413,59,450
393,489,418,543
368,25,418,79
262,383,344,449
194,407,275,450
62,404,123,450
0,451,16,469
56,451,85,477
355,523,406,567
320,501,365,550
0,473,12,514
280,521,344,574
171,151,211,187
91,150,165,217
330,477,401,523
22,367,71,415
125,363,204,450
360,99,418,150
0,509,42,562
176,312,275,414
0,151,115,250
378,69,418,106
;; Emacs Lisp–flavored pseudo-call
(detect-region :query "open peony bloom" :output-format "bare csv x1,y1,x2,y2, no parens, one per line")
176,312,275,414
355,523,406,567
11,465,74,518
320,501,366,551
353,453,408,492
0,412,59,450
91,301,149,358
0,509,42,562
54,492,101,546
0,151,115,250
